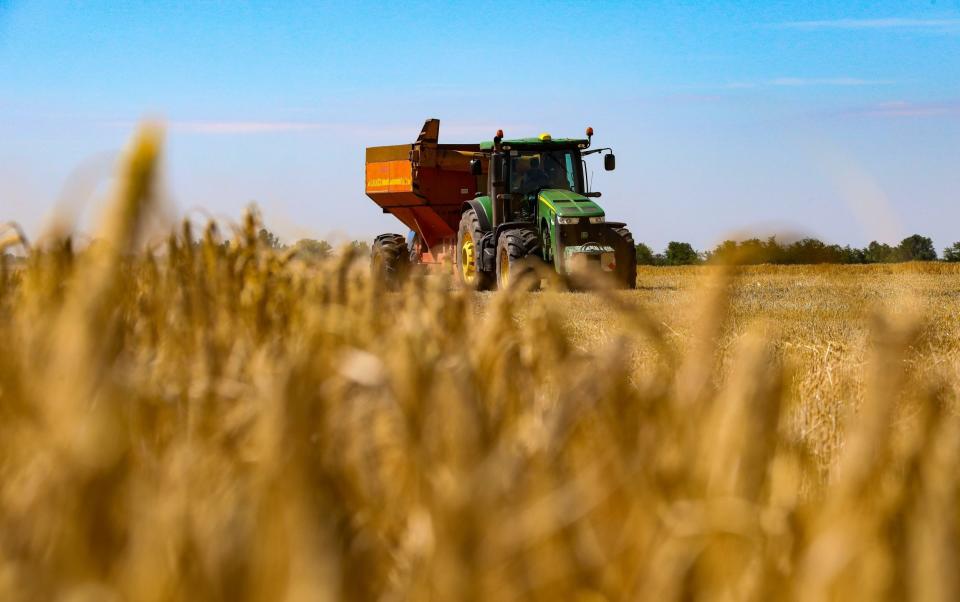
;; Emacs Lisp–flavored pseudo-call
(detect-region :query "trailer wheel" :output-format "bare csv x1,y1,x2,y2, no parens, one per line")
371,233,409,290
457,209,494,290
613,226,638,289
496,229,542,291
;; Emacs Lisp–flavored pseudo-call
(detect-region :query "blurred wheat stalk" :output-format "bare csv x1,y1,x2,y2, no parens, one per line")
0,127,956,602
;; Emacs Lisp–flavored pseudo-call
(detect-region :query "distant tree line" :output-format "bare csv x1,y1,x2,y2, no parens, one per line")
253,229,960,266
257,229,369,260
13,226,959,268
635,235,960,266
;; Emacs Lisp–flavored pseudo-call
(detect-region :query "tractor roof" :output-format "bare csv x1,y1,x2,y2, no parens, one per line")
479,137,589,151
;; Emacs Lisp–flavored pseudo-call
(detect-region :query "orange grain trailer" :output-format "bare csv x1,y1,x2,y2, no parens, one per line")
365,119,483,282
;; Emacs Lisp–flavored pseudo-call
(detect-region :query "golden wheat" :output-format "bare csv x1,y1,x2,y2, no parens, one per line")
0,128,957,601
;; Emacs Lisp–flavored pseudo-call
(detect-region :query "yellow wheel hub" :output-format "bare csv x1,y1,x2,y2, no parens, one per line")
461,233,476,284
499,251,510,287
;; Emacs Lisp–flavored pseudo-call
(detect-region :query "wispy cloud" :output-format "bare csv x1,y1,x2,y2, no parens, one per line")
777,18,960,32
101,119,529,139
769,77,895,87
102,120,335,134
169,121,332,134
842,100,960,117
717,77,895,89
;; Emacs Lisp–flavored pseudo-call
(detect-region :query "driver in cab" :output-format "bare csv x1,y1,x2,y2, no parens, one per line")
521,156,549,193
545,160,569,190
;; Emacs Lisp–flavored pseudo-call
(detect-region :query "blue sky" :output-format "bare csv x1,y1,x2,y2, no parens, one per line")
1,1,959,251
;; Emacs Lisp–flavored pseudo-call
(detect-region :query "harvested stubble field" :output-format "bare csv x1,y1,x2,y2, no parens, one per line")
503,264,960,474
2,129,959,601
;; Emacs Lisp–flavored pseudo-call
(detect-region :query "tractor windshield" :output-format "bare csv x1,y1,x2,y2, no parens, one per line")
507,150,581,196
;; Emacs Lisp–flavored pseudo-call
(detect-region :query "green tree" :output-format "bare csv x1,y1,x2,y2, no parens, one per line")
943,242,960,262
897,234,937,261
839,245,867,264
664,241,700,266
784,238,852,264
756,238,786,263
711,237,782,264
761,236,786,264
351,240,371,256
293,239,333,260
864,241,896,264
709,240,739,264
784,238,823,263
737,238,768,264
257,228,286,250
635,242,655,265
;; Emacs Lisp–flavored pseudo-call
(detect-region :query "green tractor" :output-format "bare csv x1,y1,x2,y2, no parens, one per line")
458,128,636,290
364,119,636,290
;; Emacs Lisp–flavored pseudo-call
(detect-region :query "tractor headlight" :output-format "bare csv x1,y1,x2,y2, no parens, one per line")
589,216,605,224
557,217,579,225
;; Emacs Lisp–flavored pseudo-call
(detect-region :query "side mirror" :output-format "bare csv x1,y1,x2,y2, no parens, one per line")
604,153,616,171
470,159,483,176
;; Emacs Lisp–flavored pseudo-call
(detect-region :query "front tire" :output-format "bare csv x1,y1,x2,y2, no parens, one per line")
612,226,638,289
457,209,494,290
496,229,542,291
371,233,410,290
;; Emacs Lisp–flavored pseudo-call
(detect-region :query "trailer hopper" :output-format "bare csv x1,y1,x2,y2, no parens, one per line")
365,119,484,252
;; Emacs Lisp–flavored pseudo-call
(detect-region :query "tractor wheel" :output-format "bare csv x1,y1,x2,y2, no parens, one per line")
457,209,494,290
371,233,410,290
613,226,638,289
496,228,542,291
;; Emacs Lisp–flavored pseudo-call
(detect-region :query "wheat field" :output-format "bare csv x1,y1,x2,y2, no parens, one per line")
1,128,959,601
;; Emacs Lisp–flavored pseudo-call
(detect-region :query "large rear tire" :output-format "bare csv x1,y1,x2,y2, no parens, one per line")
613,226,638,289
496,228,542,291
457,209,494,290
371,233,410,291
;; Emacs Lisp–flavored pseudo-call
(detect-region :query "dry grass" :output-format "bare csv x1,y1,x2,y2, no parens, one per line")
1,128,958,601
511,264,960,474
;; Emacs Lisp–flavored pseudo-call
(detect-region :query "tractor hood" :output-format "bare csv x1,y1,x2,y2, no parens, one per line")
538,189,604,218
